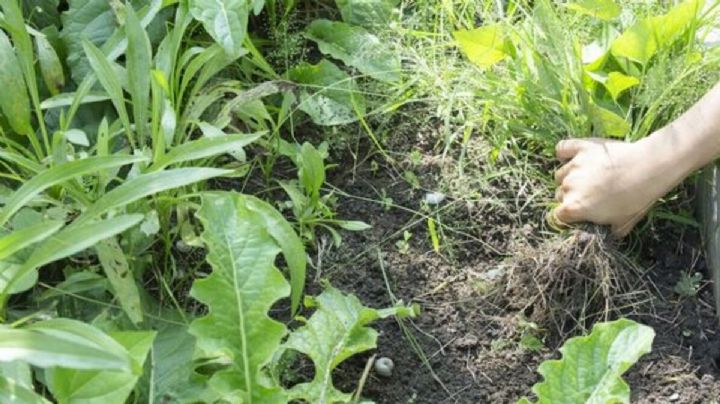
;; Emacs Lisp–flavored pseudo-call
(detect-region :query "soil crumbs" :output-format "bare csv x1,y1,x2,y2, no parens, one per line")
317,151,720,403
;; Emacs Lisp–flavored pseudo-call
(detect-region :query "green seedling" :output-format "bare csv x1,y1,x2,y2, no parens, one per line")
396,230,413,254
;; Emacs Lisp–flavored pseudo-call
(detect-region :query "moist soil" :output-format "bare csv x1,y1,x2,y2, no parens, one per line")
313,146,720,403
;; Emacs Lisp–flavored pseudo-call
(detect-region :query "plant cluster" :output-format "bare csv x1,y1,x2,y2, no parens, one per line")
0,0,415,402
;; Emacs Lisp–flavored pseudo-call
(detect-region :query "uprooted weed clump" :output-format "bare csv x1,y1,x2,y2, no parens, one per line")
501,227,654,342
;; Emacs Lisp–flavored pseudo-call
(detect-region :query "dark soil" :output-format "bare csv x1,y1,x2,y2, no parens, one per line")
317,149,720,403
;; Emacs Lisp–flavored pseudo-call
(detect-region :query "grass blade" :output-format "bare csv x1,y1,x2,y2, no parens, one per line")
0,155,147,227
0,220,64,260
150,132,264,170
75,168,232,225
125,5,152,145
82,39,135,149
0,215,144,298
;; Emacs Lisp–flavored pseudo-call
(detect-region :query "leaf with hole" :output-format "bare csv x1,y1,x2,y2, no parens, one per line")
288,59,366,126
306,19,400,83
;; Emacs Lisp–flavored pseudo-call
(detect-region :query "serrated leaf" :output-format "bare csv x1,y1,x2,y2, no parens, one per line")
0,29,31,135
288,59,366,126
305,19,400,83
189,192,291,402
334,0,399,27
48,331,156,403
523,318,654,404
283,287,416,403
241,195,306,315
566,0,621,21
0,319,132,371
453,25,511,69
189,0,249,57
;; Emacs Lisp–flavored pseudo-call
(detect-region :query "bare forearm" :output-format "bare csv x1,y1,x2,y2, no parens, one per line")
643,82,720,181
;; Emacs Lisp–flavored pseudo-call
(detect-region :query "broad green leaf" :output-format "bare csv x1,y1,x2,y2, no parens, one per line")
522,318,654,403
0,155,147,227
566,0,621,21
22,0,60,29
453,25,511,69
189,0,249,57
35,34,65,96
96,238,143,324
610,18,657,65
305,19,400,83
605,72,640,101
298,142,325,201
335,0,399,27
0,214,144,296
284,287,416,403
76,168,231,225
0,319,132,371
125,5,152,144
611,0,703,65
48,331,156,404
0,30,31,135
64,129,90,147
0,376,49,404
150,132,264,170
654,0,704,46
189,192,290,402
145,324,199,403
82,39,134,144
589,103,630,138
288,59,366,126
0,220,63,260
60,0,117,83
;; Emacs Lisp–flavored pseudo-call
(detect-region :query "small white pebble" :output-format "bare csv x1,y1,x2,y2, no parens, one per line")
703,28,720,48
175,240,192,253
374,357,394,377
669,393,680,401
424,192,446,205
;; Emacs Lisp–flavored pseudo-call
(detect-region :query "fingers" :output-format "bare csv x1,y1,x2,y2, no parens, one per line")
555,139,585,161
554,162,573,185
552,202,583,225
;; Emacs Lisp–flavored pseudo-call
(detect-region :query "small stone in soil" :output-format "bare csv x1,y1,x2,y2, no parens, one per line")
374,357,395,377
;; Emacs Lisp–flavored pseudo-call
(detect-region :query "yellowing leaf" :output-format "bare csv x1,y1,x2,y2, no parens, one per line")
589,103,630,138
453,25,510,69
567,0,621,21
605,72,640,100
610,18,657,65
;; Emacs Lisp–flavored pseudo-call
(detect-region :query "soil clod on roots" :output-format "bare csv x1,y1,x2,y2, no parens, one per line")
502,226,653,342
